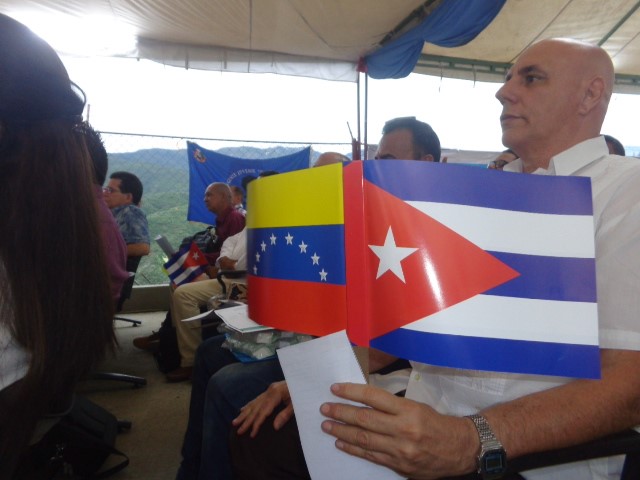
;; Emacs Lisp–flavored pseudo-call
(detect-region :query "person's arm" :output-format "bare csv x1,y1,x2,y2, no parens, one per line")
233,349,402,438
218,256,238,271
126,243,150,257
319,348,640,479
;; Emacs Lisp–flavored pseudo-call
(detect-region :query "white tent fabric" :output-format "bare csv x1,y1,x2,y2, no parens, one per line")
3,0,640,91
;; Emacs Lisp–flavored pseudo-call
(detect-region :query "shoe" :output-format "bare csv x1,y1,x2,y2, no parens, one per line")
133,332,160,352
166,366,193,383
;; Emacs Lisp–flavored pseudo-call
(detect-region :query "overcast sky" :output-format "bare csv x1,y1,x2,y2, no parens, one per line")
9,7,637,157
59,53,640,157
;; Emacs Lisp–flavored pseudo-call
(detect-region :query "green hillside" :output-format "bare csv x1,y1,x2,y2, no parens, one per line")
106,145,320,285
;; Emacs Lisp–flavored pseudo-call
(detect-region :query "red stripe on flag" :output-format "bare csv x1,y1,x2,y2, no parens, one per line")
248,276,347,337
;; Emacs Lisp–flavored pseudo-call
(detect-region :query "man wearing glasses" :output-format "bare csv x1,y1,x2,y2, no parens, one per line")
104,171,150,257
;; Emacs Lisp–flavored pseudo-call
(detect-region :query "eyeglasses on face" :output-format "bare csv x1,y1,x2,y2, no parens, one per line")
102,186,121,194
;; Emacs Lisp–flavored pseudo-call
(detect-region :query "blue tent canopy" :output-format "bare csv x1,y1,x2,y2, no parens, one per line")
365,0,507,79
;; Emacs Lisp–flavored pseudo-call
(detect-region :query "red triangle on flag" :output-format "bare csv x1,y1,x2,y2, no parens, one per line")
362,180,520,340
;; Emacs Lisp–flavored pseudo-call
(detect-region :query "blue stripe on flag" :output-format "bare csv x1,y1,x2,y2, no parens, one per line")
371,329,601,379
248,225,345,285
485,252,596,302
364,160,593,216
169,268,204,286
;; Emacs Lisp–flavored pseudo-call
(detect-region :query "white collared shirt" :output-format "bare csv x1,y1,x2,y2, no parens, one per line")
406,136,640,479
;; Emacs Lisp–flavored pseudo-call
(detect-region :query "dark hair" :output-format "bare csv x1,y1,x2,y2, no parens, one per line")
80,123,108,185
381,116,441,162
604,134,625,156
110,171,144,206
0,14,115,473
230,185,244,201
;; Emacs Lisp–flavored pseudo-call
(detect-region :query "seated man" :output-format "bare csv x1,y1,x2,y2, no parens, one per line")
103,171,151,258
133,182,245,372
230,185,246,216
231,39,640,480
168,226,247,382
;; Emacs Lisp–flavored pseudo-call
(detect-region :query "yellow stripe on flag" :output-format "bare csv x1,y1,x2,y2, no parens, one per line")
246,163,344,228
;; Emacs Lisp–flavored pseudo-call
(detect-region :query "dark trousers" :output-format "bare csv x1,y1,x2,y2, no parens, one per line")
177,335,284,480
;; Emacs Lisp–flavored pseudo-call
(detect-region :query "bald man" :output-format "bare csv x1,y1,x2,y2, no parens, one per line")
313,151,350,167
233,40,640,480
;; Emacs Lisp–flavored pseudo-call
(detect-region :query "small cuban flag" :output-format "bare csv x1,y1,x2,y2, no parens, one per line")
163,242,209,287
344,160,599,379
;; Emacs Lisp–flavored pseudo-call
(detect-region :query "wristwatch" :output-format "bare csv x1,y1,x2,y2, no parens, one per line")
465,414,507,479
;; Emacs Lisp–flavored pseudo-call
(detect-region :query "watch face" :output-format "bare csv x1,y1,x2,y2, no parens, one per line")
482,448,507,474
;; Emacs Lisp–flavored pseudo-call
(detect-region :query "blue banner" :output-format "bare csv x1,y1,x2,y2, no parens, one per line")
187,141,311,224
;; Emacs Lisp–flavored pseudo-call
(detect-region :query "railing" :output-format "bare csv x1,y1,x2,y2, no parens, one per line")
102,131,351,286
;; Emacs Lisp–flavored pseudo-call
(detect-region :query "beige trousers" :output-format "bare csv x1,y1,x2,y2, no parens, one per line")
170,279,223,367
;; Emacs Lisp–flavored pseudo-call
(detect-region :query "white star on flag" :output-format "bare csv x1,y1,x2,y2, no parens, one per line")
299,241,308,253
261,241,267,252
270,233,277,245
253,265,258,275
368,226,418,283
285,233,294,244
319,269,328,281
255,252,261,262
311,253,320,265
192,252,200,261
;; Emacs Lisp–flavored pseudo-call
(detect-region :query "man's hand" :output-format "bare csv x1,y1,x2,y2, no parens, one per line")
232,381,293,438
204,265,218,279
320,383,478,479
218,256,237,271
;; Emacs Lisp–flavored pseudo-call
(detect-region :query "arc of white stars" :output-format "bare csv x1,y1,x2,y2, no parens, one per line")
299,241,308,253
270,233,277,245
285,233,294,244
368,226,418,283
311,253,320,265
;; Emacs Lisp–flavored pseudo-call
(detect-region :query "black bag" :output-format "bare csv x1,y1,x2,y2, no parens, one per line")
153,311,181,374
179,226,217,253
17,396,129,479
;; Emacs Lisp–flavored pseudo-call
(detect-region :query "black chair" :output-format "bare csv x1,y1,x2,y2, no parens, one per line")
92,256,146,387
215,269,247,297
504,429,640,479
113,256,142,327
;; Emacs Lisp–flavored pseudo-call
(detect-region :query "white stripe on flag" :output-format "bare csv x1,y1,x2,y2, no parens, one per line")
402,294,599,346
166,250,190,275
173,265,203,285
407,201,595,258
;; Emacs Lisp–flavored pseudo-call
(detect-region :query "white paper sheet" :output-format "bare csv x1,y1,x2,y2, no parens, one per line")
277,331,403,480
211,303,272,332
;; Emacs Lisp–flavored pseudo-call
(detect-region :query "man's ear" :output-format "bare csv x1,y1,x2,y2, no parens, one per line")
420,153,435,162
123,192,134,204
579,76,605,115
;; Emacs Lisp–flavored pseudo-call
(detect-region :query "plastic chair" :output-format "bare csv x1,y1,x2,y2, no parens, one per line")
92,256,146,387
113,256,142,327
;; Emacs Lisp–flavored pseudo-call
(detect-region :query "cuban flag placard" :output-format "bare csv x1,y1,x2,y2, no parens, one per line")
164,242,209,287
344,160,599,379
247,163,347,336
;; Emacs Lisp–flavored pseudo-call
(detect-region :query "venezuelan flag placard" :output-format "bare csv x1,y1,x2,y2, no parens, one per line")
247,163,347,336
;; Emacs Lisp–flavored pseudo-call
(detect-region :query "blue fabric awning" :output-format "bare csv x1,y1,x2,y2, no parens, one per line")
365,0,507,79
